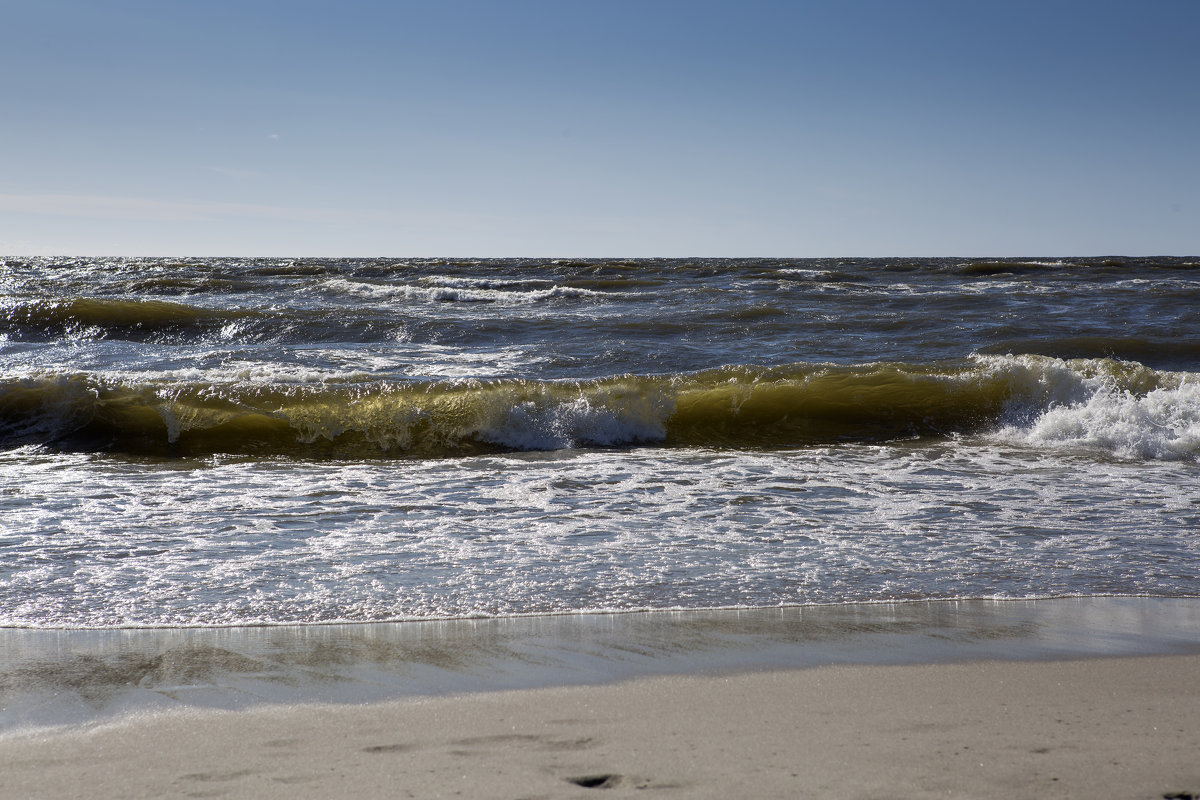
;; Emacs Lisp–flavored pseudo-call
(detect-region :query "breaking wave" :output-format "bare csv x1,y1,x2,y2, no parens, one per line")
321,277,608,304
1,355,1195,460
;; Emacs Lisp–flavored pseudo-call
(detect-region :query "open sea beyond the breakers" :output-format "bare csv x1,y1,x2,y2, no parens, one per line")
2,255,1200,725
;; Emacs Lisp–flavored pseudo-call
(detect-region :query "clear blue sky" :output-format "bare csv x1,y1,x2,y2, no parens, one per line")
2,0,1196,257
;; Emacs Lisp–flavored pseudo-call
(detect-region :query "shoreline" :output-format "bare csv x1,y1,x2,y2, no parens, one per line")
3,654,1198,799
4,597,1200,733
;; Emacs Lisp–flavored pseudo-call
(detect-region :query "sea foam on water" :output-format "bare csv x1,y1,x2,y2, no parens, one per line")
1000,379,1200,460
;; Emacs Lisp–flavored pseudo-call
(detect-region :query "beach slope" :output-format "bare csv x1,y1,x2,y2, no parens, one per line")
3,654,1197,799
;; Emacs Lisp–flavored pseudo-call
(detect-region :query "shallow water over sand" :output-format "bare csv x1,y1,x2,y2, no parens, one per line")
4,598,1200,732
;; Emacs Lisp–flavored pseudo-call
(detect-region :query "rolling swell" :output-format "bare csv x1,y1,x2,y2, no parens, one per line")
1,298,251,340
0,297,400,344
977,336,1200,370
2,356,1194,459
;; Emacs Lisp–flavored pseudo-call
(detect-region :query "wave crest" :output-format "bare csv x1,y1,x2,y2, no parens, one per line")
1,355,1195,460
996,379,1200,460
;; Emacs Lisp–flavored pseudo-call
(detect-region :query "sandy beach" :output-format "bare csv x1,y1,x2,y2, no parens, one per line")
3,653,1198,799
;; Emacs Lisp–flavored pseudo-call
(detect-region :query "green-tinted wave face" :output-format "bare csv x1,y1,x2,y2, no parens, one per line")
0,297,394,346
0,298,238,340
2,356,1192,459
666,363,1014,446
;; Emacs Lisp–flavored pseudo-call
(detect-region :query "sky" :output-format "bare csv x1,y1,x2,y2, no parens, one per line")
1,0,1197,257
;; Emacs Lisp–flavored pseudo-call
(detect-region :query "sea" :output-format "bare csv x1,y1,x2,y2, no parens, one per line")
1,255,1198,632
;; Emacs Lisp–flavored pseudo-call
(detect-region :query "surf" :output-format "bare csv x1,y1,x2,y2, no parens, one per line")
2,355,1194,460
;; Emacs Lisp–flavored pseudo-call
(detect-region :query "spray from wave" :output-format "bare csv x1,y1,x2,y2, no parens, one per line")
993,372,1200,460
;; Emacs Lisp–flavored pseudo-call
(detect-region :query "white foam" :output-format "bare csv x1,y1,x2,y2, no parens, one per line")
776,268,829,279
994,372,1200,460
416,274,554,290
4,434,1199,627
322,277,607,305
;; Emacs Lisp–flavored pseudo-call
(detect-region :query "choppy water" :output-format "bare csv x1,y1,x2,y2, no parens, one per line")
2,256,1198,627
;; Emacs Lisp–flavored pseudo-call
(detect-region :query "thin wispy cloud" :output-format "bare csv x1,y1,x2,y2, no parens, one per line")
203,166,264,179
0,193,377,224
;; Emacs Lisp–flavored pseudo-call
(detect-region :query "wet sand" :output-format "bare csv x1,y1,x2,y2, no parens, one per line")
2,654,1199,799
3,599,1200,798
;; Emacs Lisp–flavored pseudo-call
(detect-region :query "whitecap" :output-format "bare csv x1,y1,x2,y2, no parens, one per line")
995,378,1200,460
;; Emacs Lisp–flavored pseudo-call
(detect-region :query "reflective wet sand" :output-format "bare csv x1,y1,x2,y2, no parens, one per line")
5,597,1200,732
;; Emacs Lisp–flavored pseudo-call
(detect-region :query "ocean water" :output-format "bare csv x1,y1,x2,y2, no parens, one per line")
2,256,1199,628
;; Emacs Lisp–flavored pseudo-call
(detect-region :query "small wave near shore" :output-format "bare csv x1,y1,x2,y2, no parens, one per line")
2,354,1195,460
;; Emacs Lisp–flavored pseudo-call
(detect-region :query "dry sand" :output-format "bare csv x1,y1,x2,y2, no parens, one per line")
2,654,1197,799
